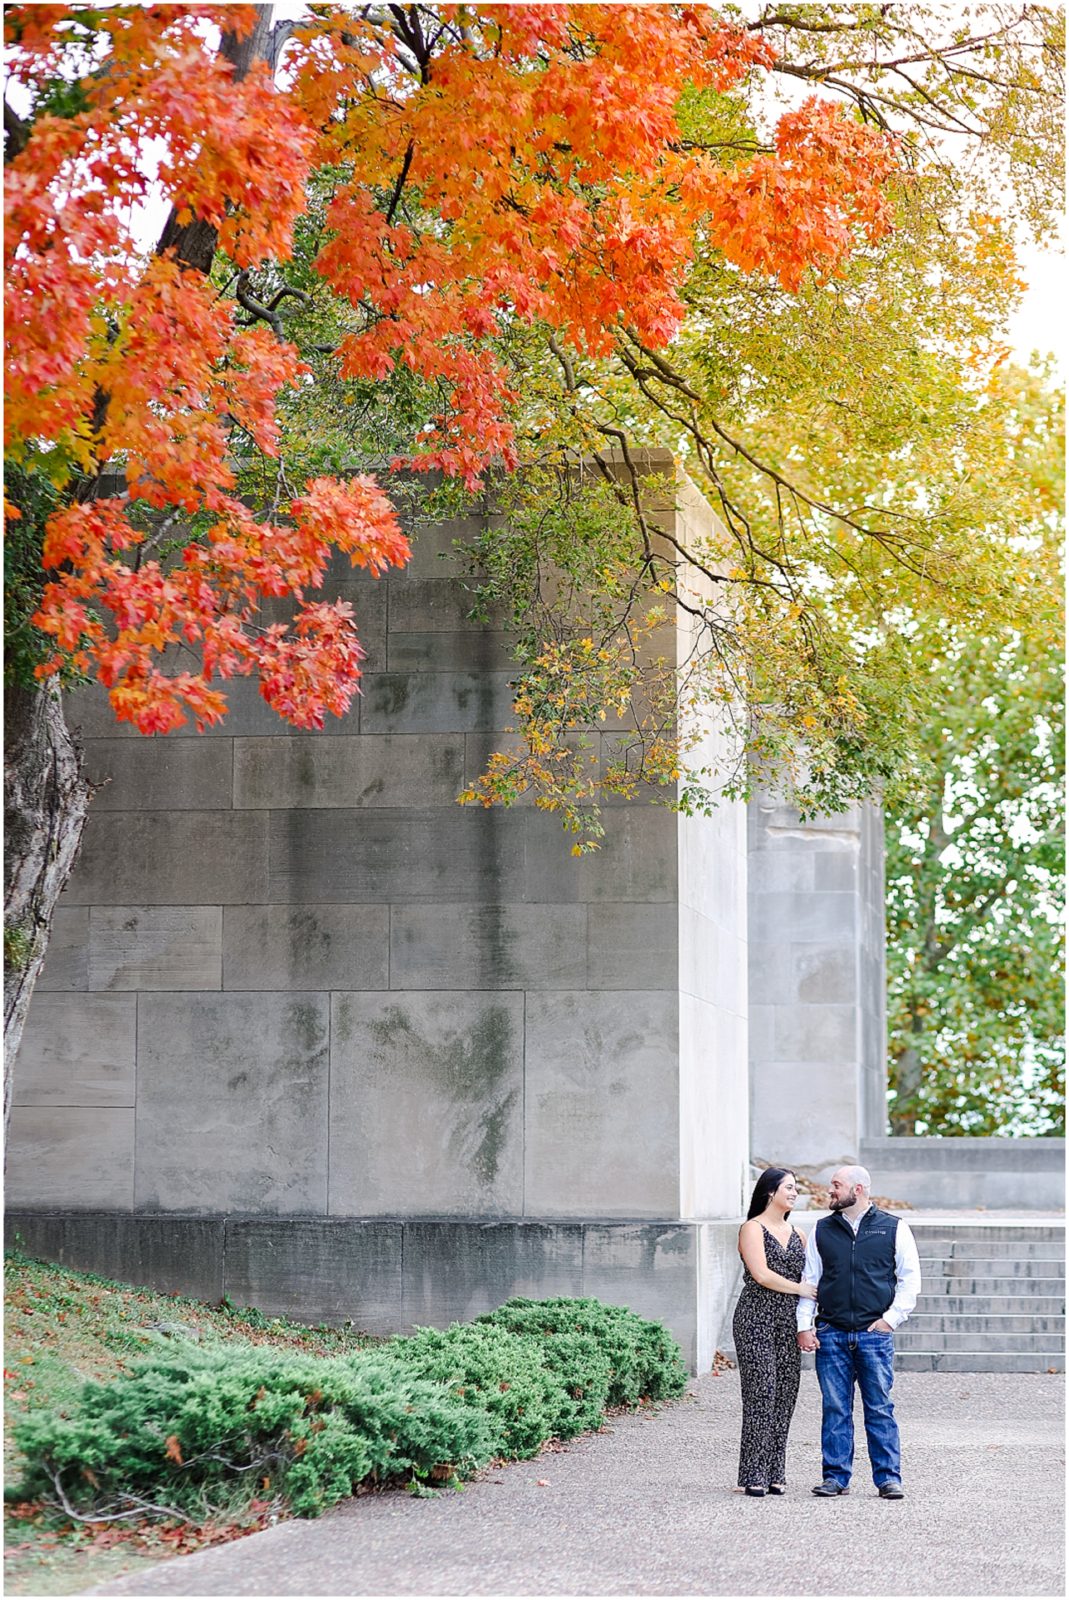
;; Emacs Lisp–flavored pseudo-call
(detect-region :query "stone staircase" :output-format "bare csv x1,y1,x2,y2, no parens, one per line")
895,1221,1065,1373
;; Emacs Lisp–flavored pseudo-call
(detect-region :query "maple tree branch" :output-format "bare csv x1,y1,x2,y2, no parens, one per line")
618,331,940,584
3,98,31,162
234,274,312,337
385,139,415,224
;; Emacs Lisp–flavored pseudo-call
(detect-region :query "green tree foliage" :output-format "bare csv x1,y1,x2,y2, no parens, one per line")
435,6,1066,845
879,362,1064,1133
884,580,1064,1132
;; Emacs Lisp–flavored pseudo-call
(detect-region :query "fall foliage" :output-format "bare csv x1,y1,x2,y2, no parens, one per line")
3,4,1064,1110
4,3,901,737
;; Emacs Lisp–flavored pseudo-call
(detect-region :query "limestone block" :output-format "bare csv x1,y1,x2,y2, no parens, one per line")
388,630,516,673
84,738,234,811
680,994,749,1220
747,851,816,894
6,1109,134,1208
389,903,586,990
747,942,792,1007
523,990,679,1218
387,578,508,633
581,1223,698,1371
750,1060,861,1171
3,1212,225,1302
862,1135,1066,1173
223,1219,403,1333
750,942,857,1007
359,672,516,735
399,1220,585,1329
329,991,524,1215
772,1002,856,1062
747,1004,776,1062
134,993,330,1213
699,1220,746,1370
587,902,678,990
15,994,136,1105
523,807,676,904
233,734,464,809
751,800,862,836
35,908,89,991
213,674,360,737
62,812,268,905
222,906,390,991
89,907,222,991
791,945,857,1005
813,851,861,891
267,808,526,903
678,906,719,1003
748,890,856,944
391,517,501,581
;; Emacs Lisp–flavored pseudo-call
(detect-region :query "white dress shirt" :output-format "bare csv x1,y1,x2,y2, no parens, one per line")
796,1206,922,1332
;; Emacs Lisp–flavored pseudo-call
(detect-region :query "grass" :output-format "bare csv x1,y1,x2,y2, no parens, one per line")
3,1247,378,1596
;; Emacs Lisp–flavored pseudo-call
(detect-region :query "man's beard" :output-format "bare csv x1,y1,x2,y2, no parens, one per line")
829,1189,859,1211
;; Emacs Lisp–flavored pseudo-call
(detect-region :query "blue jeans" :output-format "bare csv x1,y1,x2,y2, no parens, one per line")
815,1323,901,1488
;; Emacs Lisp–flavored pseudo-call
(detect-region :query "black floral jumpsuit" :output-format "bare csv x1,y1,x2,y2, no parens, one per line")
733,1225,805,1489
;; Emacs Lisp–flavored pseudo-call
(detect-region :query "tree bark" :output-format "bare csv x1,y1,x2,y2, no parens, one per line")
4,680,92,1143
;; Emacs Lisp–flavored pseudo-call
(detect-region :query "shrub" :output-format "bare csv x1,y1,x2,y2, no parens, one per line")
478,1297,687,1405
13,1344,493,1520
12,1296,686,1523
382,1322,566,1458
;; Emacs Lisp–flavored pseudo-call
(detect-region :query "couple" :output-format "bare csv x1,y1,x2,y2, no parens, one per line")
733,1163,921,1499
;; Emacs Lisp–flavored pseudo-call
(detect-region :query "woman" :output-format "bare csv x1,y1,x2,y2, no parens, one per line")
733,1166,815,1497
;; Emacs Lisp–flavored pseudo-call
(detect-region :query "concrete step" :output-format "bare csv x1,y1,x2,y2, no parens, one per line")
895,1330,1060,1353
912,1236,1065,1259
895,1351,1065,1373
922,1294,1066,1316
918,1275,1066,1297
907,1224,1065,1246
919,1257,1065,1279
905,1313,1065,1336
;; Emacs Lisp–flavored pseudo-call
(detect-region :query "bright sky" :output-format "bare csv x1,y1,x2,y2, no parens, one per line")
1006,245,1065,374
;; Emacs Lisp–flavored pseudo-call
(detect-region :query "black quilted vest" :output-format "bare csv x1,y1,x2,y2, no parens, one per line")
815,1205,898,1332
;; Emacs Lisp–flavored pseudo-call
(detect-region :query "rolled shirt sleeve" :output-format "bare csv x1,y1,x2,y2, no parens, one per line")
883,1219,922,1330
796,1227,823,1331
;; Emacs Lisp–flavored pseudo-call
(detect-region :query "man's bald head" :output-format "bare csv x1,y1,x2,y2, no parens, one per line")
834,1165,871,1191
828,1166,871,1214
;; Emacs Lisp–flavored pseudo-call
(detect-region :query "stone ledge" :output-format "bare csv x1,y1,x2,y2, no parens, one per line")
4,1210,744,1374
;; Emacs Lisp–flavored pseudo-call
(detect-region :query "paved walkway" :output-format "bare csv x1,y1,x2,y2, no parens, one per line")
91,1368,1064,1597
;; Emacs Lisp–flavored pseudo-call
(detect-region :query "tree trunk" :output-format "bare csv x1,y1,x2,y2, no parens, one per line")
889,1009,925,1136
3,4,283,1146
4,680,92,1142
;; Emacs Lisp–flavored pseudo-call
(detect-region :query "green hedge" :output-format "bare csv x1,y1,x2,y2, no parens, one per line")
478,1296,688,1407
12,1296,686,1521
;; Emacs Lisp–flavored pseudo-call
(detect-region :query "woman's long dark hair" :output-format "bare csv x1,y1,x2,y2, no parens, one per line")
747,1167,794,1220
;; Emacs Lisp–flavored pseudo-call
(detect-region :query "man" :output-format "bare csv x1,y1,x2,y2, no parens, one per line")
797,1164,921,1500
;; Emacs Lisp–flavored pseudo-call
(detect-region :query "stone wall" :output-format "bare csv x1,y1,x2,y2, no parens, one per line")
747,789,888,1176
860,1136,1065,1210
7,457,752,1370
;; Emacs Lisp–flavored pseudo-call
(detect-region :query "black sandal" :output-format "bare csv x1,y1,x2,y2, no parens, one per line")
768,1484,786,1495
744,1486,767,1497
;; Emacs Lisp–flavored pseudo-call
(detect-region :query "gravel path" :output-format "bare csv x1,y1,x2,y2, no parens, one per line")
90,1370,1064,1597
